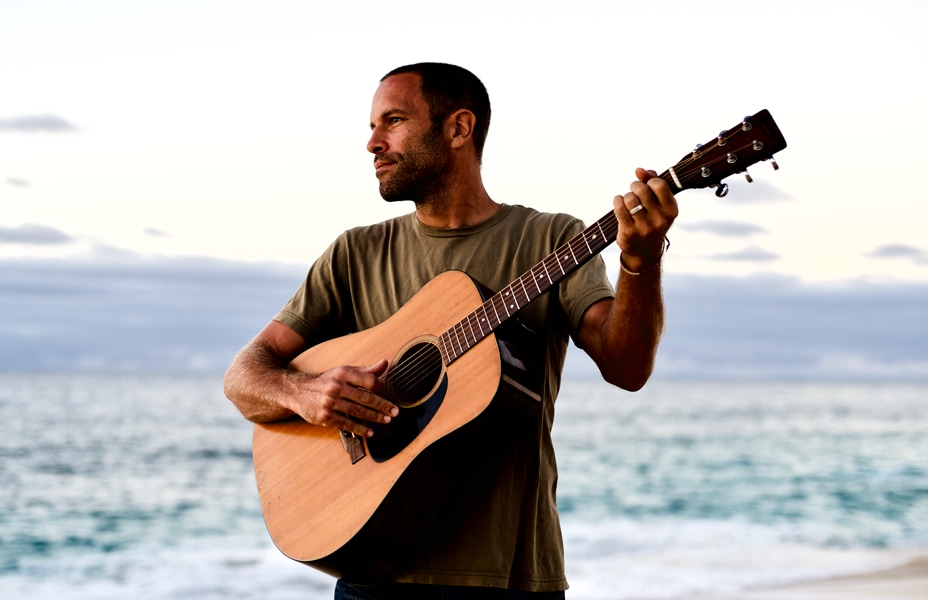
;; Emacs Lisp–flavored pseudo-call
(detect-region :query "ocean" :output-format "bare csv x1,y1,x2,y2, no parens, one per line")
1,373,926,599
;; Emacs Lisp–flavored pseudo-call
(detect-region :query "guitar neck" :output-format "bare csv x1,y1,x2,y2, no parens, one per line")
437,209,619,365
435,108,787,366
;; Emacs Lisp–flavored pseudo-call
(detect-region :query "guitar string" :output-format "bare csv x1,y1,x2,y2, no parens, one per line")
384,235,598,395
385,273,544,394
384,192,649,393
383,133,772,398
669,138,769,187
386,231,598,391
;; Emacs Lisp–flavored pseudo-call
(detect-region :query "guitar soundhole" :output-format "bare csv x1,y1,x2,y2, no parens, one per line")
367,340,447,462
388,341,444,408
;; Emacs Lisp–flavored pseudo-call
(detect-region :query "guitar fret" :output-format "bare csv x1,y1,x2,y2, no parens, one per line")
439,333,451,363
462,316,473,347
445,329,456,359
451,325,464,357
518,275,530,304
488,298,502,328
461,319,473,347
431,111,785,372
466,313,478,344
581,230,593,254
502,287,517,314
477,305,490,335
461,323,471,349
545,256,558,278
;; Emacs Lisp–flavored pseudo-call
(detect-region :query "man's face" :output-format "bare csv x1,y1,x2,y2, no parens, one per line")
367,73,451,203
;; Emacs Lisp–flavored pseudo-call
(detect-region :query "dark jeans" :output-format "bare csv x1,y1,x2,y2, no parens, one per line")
334,580,566,600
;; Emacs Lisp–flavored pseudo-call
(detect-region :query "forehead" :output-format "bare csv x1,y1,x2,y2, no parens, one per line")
370,73,428,119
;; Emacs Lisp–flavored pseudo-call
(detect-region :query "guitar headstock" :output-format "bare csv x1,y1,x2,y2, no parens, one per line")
660,109,787,197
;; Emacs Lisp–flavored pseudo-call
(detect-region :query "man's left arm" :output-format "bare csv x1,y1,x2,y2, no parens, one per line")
575,168,678,391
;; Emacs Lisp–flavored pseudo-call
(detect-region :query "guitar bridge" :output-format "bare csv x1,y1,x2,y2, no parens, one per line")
340,430,367,464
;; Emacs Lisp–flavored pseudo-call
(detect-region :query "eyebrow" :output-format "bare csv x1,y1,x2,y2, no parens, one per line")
370,108,409,129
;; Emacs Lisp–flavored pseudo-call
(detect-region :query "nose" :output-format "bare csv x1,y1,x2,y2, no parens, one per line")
367,126,385,154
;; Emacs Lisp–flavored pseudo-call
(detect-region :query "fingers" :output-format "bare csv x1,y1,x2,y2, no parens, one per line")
295,361,399,437
614,168,679,265
635,167,657,183
622,168,679,217
616,169,669,218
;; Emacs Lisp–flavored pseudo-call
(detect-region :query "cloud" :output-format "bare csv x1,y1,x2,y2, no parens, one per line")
144,227,169,238
0,251,304,373
654,274,928,380
704,246,779,262
0,114,78,133
6,178,29,187
0,224,74,245
866,244,928,264
1,252,926,380
679,220,767,237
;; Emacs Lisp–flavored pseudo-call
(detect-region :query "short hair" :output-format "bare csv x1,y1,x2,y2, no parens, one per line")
382,62,491,162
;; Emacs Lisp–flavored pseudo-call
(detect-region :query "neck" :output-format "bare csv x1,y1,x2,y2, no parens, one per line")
414,165,498,229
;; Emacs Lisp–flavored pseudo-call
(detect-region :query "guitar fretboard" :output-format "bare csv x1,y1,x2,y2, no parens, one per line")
436,211,619,365
433,108,786,366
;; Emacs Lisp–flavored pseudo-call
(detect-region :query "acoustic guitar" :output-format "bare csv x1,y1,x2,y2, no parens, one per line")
252,110,787,578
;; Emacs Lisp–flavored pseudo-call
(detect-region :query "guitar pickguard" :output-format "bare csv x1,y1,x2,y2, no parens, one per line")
366,374,448,462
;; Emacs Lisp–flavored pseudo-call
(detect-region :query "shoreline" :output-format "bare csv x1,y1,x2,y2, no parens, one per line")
728,556,928,599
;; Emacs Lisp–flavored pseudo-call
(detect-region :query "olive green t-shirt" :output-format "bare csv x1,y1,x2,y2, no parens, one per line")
275,204,614,591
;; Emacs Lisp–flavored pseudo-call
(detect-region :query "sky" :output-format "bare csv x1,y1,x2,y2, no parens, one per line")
1,0,927,378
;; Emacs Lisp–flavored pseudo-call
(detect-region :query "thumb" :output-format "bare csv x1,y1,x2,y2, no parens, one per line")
364,359,389,376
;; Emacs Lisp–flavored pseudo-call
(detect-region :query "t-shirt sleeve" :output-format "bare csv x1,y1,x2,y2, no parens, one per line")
273,234,355,346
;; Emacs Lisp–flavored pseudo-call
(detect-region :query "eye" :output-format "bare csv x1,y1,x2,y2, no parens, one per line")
388,116,403,125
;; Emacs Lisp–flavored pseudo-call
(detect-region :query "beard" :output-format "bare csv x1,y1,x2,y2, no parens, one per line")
376,127,452,204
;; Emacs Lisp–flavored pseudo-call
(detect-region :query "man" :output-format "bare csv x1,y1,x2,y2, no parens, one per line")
224,62,677,599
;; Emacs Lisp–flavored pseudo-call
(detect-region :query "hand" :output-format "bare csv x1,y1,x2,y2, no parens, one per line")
287,359,398,437
613,168,679,272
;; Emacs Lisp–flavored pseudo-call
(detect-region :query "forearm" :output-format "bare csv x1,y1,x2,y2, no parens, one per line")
594,263,665,390
223,340,301,424
585,167,676,390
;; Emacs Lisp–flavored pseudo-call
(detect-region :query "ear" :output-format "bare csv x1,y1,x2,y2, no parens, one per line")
446,109,476,150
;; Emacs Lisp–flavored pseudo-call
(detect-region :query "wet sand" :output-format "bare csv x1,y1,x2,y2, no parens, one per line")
730,556,928,599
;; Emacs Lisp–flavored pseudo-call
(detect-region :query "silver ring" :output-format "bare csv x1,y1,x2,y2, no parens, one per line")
628,204,645,216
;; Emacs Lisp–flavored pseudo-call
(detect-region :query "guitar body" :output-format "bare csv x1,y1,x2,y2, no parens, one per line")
252,271,505,572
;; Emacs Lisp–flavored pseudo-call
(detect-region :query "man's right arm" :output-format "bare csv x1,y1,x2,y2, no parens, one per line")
223,320,398,437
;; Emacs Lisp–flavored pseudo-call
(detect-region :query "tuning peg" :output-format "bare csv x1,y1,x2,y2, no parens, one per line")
768,156,780,170
717,131,728,146
714,182,729,197
742,117,753,132
742,169,753,183
692,143,703,159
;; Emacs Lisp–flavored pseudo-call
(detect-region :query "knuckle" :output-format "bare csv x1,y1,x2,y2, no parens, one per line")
320,379,343,398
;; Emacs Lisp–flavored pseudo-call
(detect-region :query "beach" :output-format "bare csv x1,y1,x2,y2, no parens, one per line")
732,556,928,599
